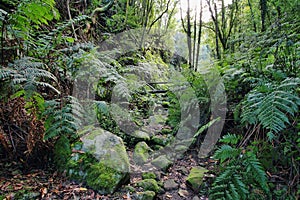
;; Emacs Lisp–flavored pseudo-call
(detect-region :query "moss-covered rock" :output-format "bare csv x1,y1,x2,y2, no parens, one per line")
86,162,129,194
151,135,172,146
66,126,130,194
133,142,151,165
136,191,156,200
186,166,208,191
136,179,161,193
131,130,150,142
151,155,172,172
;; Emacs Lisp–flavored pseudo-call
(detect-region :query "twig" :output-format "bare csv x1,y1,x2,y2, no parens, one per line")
67,0,78,41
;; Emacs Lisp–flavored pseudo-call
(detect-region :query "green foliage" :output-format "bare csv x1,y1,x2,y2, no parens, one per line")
53,135,71,171
241,78,300,140
210,134,270,200
43,96,82,140
7,0,59,39
0,57,59,97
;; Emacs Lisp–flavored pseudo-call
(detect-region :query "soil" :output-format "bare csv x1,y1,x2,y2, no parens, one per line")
0,149,217,200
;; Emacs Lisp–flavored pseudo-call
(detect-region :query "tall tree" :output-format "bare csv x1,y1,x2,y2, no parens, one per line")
260,0,267,32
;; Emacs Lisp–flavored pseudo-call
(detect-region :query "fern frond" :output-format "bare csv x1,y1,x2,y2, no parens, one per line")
43,96,83,140
214,145,241,163
245,156,270,194
219,133,241,145
2,57,59,94
241,78,300,138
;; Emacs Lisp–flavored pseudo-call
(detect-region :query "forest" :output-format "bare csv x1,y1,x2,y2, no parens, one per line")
0,0,299,199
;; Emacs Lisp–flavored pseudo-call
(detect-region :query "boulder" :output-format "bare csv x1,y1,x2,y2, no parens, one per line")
151,155,172,172
131,130,150,141
134,142,151,165
67,126,130,194
163,179,179,191
186,166,208,191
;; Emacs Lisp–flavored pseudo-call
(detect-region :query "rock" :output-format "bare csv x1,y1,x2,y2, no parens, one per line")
151,155,172,172
163,179,179,191
177,166,189,175
136,191,156,200
178,189,189,198
67,126,130,194
192,195,201,200
176,127,192,140
148,114,166,125
142,172,157,180
186,166,208,191
133,142,151,165
132,130,150,141
136,179,161,193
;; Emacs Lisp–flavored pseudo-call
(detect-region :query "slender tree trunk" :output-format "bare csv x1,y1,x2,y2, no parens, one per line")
247,0,257,32
260,0,267,32
214,3,220,59
195,0,203,72
192,8,197,69
187,0,192,68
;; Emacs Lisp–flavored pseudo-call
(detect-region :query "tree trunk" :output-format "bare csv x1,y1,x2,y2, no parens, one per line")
195,0,203,72
260,0,267,32
214,3,220,59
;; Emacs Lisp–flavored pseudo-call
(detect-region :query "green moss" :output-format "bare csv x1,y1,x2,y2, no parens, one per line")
186,167,208,191
134,142,150,165
142,172,157,180
137,179,161,193
86,162,123,194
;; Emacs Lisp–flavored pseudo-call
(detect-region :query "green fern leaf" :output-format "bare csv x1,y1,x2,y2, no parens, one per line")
214,145,241,163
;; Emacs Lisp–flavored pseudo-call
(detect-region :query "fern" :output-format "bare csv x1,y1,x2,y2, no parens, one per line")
0,57,59,94
241,78,300,139
214,144,241,163
210,134,270,200
43,96,82,140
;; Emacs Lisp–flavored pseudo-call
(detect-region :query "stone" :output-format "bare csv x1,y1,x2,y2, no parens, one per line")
132,130,150,141
135,191,156,200
178,189,189,198
67,126,130,194
186,166,208,192
192,195,201,200
177,166,189,175
163,179,179,191
136,179,161,193
151,155,172,172
133,142,151,165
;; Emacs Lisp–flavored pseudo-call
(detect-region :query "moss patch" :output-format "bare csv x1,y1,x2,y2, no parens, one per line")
134,142,151,165
86,162,129,194
142,172,157,180
136,179,161,193
186,166,208,191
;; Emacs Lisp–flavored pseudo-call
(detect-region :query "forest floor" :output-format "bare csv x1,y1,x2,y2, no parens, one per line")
0,148,216,200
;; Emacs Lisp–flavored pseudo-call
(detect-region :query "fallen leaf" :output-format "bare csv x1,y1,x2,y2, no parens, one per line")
40,187,48,198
